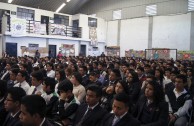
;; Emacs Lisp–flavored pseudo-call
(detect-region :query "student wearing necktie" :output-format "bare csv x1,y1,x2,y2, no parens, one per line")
101,93,140,126
3,87,26,126
27,70,44,95
73,85,107,126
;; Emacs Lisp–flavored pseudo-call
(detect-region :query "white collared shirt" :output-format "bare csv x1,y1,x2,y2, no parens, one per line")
1,70,9,80
11,111,20,118
173,89,187,99
14,80,30,93
0,97,4,103
27,84,43,95
39,118,45,126
47,70,55,78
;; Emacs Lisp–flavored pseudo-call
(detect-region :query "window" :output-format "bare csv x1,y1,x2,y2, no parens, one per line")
146,5,157,16
17,7,34,20
188,0,194,11
88,17,97,27
54,14,69,26
113,10,122,20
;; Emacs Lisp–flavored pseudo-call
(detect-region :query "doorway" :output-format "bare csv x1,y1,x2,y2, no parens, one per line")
80,45,86,56
72,20,79,37
6,43,17,57
41,15,49,35
48,45,56,58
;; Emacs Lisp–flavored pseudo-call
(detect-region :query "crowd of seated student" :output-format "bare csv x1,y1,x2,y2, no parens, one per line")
0,55,194,126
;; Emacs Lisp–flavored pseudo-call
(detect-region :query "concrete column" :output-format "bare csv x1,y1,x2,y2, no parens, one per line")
117,20,121,46
0,35,2,58
148,16,153,49
190,12,194,50
2,15,8,34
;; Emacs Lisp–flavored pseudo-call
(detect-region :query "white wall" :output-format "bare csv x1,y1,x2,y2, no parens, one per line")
106,20,118,46
120,18,149,57
152,13,191,50
79,14,89,40
97,18,107,42
5,36,47,56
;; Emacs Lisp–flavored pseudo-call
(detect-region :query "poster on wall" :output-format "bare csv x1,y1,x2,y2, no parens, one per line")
33,22,46,35
177,51,194,60
89,27,98,46
60,44,75,56
11,18,26,36
106,46,120,57
125,49,145,58
51,24,66,35
88,47,100,56
21,46,48,57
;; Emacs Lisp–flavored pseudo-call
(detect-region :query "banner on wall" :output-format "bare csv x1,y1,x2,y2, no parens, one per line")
60,44,75,56
125,49,145,58
88,47,100,56
106,46,120,56
51,24,66,35
89,27,98,46
33,22,46,35
21,46,48,57
11,18,26,36
178,51,194,60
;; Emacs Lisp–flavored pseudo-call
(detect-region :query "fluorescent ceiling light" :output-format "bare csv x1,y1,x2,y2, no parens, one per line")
188,0,194,11
56,3,66,13
67,0,71,2
8,0,13,3
146,5,157,16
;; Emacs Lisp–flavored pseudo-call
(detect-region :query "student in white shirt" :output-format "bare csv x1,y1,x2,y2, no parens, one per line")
14,70,30,93
27,70,43,95
46,62,55,78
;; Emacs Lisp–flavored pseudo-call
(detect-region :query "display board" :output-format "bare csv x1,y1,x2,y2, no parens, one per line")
106,46,120,57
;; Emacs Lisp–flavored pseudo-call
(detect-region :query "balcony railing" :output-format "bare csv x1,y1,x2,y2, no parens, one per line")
4,18,82,38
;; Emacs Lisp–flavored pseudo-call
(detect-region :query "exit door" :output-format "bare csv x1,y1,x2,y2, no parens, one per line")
80,45,86,56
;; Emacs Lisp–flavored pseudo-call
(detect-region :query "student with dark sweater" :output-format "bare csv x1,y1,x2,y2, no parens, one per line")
0,80,8,125
166,74,193,126
41,77,58,120
57,79,80,126
3,87,26,126
134,80,169,126
101,93,140,126
73,85,107,126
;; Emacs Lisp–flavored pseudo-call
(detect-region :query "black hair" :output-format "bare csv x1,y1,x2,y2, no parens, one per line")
146,80,164,105
86,84,102,97
11,68,20,76
18,70,28,78
58,79,73,92
116,80,129,95
44,77,56,92
128,71,139,83
111,69,121,79
0,80,7,97
176,74,187,83
46,62,54,69
31,70,44,81
72,72,82,84
21,95,46,118
114,92,131,108
56,69,66,82
137,66,144,72
79,65,88,72
7,87,26,103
